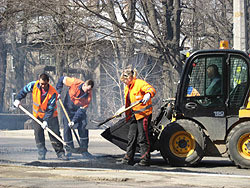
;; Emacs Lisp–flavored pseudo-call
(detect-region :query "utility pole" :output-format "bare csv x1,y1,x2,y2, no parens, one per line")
233,0,247,51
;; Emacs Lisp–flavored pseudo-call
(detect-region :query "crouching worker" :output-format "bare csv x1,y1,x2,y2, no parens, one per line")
13,73,68,161
56,76,94,159
117,67,156,166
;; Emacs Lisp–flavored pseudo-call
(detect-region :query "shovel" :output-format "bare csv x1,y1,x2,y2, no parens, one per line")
18,104,80,153
58,98,81,147
96,100,142,127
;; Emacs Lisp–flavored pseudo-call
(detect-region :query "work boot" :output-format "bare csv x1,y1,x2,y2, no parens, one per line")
38,153,46,160
57,152,69,161
37,148,47,160
65,143,73,158
116,156,134,165
81,151,95,159
66,151,72,158
134,159,150,167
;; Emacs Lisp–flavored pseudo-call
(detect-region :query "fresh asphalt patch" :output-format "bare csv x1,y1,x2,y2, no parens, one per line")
21,153,234,176
23,154,166,171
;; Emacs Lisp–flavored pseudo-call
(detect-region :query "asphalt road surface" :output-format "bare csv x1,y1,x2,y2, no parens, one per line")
0,129,250,188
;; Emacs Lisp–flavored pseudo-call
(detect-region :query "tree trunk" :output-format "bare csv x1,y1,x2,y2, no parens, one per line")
0,28,7,112
15,18,28,91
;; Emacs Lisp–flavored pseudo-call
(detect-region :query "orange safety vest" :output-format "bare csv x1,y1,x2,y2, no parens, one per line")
125,78,156,121
32,80,58,119
65,77,92,108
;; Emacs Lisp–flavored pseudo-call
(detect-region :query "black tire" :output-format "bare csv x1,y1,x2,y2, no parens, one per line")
227,122,250,169
159,119,206,166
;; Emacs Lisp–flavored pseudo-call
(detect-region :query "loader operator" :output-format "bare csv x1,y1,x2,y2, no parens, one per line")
56,76,94,159
117,67,156,166
13,73,68,160
206,64,222,95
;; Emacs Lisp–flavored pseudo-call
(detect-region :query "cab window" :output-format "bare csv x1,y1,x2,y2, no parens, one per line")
229,56,248,108
186,56,223,98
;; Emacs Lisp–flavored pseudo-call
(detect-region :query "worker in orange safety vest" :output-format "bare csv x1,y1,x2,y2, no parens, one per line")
13,73,68,161
56,76,94,159
116,67,156,166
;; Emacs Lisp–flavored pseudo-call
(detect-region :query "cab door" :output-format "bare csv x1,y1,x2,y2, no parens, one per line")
227,55,249,116
180,54,227,140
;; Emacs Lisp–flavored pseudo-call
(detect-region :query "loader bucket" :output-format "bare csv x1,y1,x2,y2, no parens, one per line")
101,117,130,151
101,117,157,152
100,116,158,153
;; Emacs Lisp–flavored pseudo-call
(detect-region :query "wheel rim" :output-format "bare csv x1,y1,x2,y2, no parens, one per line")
237,133,250,160
169,131,196,157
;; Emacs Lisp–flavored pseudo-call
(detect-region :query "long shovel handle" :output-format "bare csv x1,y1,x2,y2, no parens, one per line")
58,99,81,146
97,100,142,127
18,105,67,146
116,100,142,116
97,116,115,127
58,99,70,122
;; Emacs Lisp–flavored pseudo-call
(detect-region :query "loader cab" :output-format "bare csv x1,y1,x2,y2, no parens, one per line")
176,50,250,140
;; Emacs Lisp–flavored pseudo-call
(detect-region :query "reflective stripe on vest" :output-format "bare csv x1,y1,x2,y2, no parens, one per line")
133,104,152,114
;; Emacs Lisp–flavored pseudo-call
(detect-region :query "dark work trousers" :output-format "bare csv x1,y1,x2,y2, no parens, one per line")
33,117,64,156
63,110,88,152
126,114,152,162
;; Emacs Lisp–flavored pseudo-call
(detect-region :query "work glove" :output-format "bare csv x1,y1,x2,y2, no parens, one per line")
41,121,48,129
57,94,61,100
68,121,75,128
142,93,151,104
13,100,21,108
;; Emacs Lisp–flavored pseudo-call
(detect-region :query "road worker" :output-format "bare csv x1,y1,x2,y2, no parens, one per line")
13,73,68,160
56,76,94,159
117,67,156,166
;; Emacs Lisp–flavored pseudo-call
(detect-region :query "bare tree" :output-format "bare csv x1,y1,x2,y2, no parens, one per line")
181,0,233,50
70,0,182,105
0,0,22,112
